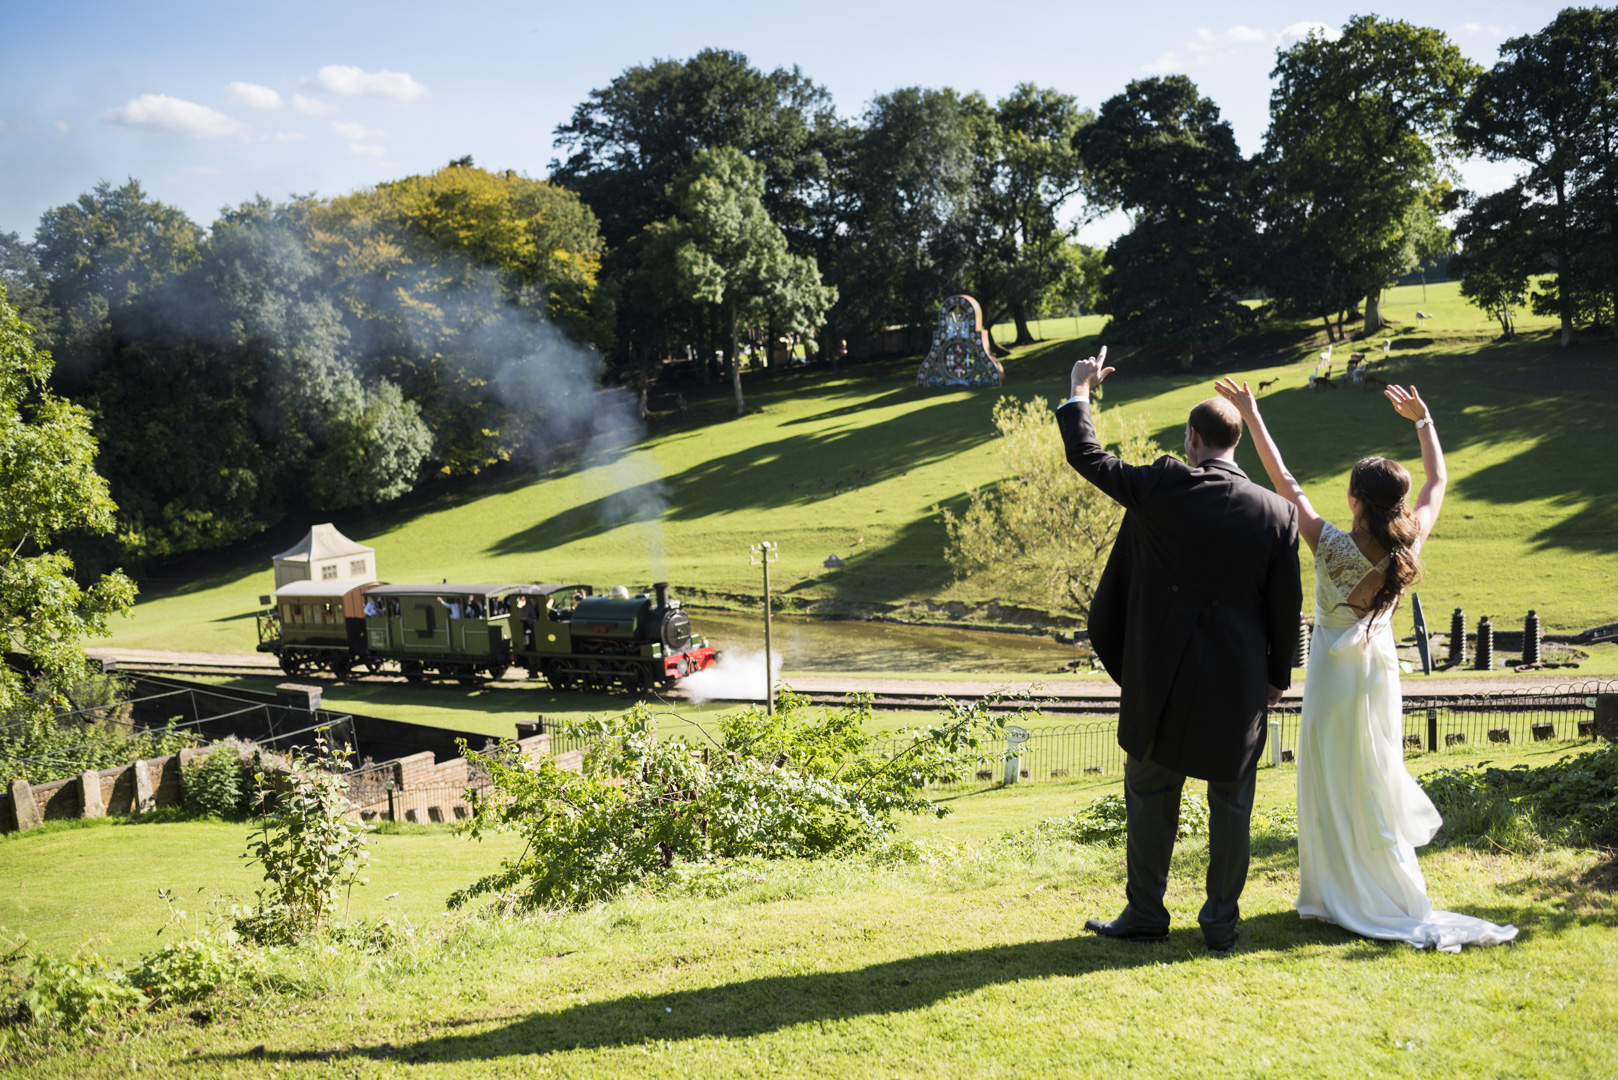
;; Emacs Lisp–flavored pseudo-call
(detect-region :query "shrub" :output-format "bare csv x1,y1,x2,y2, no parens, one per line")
1420,743,1618,852
234,738,373,944
451,692,1026,910
1016,791,1213,848
6,945,143,1035
182,742,249,819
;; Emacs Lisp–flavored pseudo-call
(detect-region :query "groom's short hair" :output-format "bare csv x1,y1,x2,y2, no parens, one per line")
1188,398,1242,450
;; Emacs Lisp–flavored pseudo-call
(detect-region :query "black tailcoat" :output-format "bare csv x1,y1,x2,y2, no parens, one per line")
1058,399,1301,782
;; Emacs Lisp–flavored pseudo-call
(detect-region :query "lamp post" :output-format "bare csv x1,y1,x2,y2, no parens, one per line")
750,540,779,715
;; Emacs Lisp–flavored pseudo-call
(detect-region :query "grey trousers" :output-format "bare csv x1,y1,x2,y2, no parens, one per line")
1117,753,1257,945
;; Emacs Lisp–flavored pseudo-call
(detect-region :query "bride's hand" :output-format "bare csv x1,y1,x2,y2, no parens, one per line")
1384,384,1430,423
1214,376,1260,421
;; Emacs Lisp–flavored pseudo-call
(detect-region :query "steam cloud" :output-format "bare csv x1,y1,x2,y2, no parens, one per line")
679,649,786,703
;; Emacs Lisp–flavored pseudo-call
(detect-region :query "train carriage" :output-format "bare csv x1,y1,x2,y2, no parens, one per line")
362,583,522,684
257,580,379,678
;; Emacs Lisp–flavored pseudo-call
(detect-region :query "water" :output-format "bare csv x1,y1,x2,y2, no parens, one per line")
685,610,1077,675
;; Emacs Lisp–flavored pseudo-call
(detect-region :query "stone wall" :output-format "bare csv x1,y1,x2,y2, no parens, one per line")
1,753,185,833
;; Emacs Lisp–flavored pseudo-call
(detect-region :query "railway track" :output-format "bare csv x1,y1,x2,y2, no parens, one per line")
108,662,1609,715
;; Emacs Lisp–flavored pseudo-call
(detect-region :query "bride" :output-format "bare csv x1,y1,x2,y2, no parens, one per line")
1215,377,1517,952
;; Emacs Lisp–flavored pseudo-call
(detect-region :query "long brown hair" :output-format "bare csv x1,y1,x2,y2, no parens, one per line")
1350,456,1423,618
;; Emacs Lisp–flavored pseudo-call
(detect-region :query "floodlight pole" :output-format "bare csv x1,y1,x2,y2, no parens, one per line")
750,541,780,715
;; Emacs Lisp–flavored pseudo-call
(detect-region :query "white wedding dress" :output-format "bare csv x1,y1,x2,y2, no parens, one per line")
1294,520,1518,951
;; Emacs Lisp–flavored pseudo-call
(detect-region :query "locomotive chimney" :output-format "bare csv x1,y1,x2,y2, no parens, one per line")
654,581,669,609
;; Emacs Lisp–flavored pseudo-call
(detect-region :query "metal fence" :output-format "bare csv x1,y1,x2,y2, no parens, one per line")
384,679,1617,798
349,781,490,823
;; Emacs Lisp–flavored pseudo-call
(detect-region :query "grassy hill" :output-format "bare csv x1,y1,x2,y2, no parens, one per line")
105,280,1618,663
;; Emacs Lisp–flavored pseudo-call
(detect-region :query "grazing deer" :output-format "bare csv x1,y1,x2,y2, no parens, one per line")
1257,376,1280,393
1313,375,1338,391
1360,372,1387,389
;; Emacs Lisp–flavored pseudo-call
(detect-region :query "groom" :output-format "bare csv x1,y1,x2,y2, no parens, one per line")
1058,349,1301,951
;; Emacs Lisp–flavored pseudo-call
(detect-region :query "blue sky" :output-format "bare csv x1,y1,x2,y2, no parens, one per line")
0,0,1566,244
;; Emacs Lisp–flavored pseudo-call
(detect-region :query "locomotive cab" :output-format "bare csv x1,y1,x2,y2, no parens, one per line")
514,581,715,691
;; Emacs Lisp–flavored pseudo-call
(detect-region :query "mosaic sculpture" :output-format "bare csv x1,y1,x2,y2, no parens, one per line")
916,294,1005,388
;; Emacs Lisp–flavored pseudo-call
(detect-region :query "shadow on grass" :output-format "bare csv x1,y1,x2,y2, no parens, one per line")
223,917,1331,1066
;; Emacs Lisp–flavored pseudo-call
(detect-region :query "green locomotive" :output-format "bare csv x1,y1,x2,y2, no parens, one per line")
257,579,717,691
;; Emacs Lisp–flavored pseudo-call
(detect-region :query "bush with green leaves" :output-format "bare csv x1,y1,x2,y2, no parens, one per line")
1016,791,1213,848
0,671,196,784
181,741,250,819
1420,743,1618,852
451,691,1027,910
3,944,143,1038
233,738,373,944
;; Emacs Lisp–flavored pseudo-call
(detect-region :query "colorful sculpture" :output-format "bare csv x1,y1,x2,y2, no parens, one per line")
916,294,1005,388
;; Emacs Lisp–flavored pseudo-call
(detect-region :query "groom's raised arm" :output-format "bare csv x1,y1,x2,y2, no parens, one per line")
1057,398,1158,510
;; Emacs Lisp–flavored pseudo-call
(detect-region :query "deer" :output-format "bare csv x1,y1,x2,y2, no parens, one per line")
1312,375,1338,391
1360,372,1387,389
1257,376,1281,393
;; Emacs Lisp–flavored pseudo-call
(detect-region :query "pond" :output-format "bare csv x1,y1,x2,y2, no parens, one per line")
685,609,1080,675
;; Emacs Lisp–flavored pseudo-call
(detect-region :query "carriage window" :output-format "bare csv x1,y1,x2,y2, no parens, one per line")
350,559,366,575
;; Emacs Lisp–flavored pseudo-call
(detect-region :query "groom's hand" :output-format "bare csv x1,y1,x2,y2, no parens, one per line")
1267,685,1284,707
1070,346,1114,400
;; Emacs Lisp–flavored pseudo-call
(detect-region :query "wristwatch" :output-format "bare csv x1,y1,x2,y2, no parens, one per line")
1414,417,1432,429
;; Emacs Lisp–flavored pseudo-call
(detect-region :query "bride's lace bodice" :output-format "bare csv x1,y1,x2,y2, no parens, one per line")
1315,520,1389,622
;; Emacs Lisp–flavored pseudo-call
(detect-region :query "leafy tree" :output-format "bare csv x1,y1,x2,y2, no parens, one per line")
0,231,54,346
550,48,837,253
1077,76,1257,368
974,85,1094,345
1450,185,1543,339
309,164,604,473
648,147,836,415
310,381,434,510
833,87,992,347
0,284,136,745
30,179,203,382
1456,7,1618,344
1263,17,1479,336
943,396,1163,617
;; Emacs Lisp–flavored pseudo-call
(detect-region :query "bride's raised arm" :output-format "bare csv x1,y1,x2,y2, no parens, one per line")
1384,384,1446,548
1214,378,1325,553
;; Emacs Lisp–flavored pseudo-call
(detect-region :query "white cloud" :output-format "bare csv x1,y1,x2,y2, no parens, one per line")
1141,50,1183,75
1192,25,1269,51
349,142,386,158
54,119,69,132
331,121,385,140
1277,21,1342,48
317,65,427,102
261,131,306,143
292,93,338,115
99,94,241,137
224,81,281,110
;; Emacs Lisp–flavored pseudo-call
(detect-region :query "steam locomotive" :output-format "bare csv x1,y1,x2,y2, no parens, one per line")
255,579,717,691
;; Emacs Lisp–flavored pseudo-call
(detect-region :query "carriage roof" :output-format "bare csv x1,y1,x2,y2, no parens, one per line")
273,580,381,600
362,583,523,598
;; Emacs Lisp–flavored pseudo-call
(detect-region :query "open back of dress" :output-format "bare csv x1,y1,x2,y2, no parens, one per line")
1295,521,1517,951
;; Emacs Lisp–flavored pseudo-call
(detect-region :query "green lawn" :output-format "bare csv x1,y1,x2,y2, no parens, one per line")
2,736,1613,1078
105,279,1617,674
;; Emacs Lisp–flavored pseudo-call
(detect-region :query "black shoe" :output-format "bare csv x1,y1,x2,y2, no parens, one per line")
1084,918,1168,944
1205,930,1241,953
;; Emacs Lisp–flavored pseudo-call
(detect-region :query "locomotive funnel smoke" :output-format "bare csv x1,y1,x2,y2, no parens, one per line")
679,649,784,703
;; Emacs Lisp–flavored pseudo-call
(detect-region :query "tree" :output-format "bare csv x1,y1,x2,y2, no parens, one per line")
550,49,838,253
1456,7,1618,344
0,284,136,731
943,396,1163,617
1450,185,1543,339
309,164,606,473
1263,17,1479,336
974,85,1094,345
1076,76,1257,368
648,148,836,415
31,179,203,383
833,87,992,348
